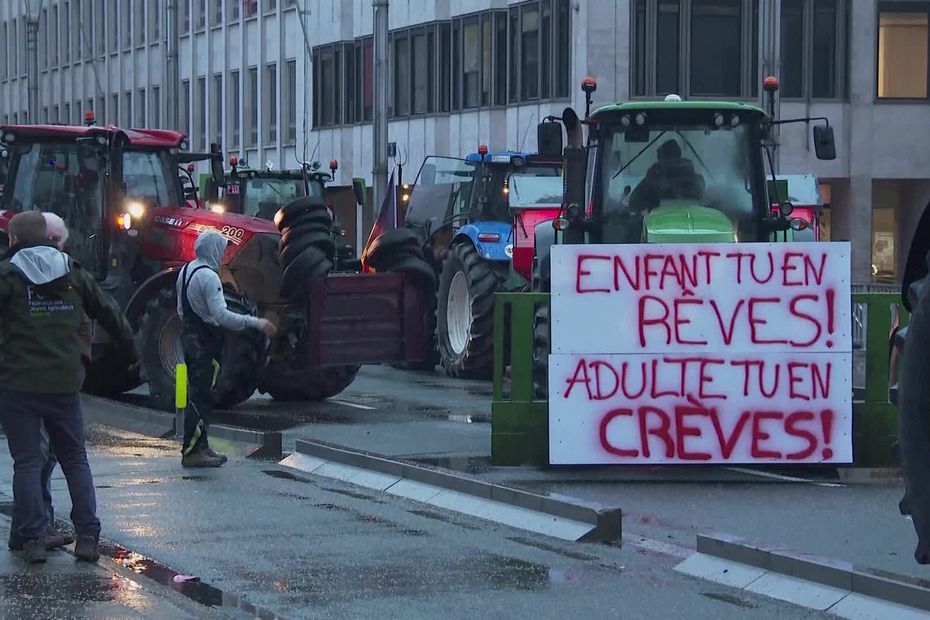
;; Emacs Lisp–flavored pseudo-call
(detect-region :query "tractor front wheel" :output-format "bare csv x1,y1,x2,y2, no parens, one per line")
259,362,360,401
436,243,497,378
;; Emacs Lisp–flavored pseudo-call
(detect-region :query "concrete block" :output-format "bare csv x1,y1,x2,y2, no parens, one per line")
347,470,402,492
830,593,930,620
278,453,327,474
852,570,930,612
789,554,855,591
313,462,363,483
427,489,488,516
746,572,848,611
675,553,767,589
696,533,771,569
385,479,443,503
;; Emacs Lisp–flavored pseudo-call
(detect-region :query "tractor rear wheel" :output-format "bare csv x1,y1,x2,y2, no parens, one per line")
138,287,264,411
82,346,142,396
259,362,360,401
436,243,497,378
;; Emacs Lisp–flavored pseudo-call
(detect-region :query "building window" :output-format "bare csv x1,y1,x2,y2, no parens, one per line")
211,73,223,145
1,22,7,80
96,1,106,54
134,0,146,46
110,94,118,125
182,0,191,33
211,0,222,26
181,79,190,136
264,63,278,143
137,88,146,126
780,0,846,99
151,0,162,42
284,60,296,142
412,28,433,114
314,47,338,127
632,0,758,98
75,0,83,58
878,3,930,99
121,0,131,49
63,2,71,64
266,0,277,13
228,70,240,147
229,0,240,21
393,32,411,116
151,86,161,127
247,67,258,146
197,0,207,30
196,76,207,150
245,0,258,19
122,92,131,127
107,1,117,52
39,11,48,70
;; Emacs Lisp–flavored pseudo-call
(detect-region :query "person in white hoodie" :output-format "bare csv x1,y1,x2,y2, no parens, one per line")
0,211,137,563
176,231,276,468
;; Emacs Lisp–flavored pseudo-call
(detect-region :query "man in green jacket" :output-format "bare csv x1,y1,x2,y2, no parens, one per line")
0,211,137,564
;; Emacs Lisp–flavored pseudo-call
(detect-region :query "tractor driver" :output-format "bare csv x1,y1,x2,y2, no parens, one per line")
628,139,705,213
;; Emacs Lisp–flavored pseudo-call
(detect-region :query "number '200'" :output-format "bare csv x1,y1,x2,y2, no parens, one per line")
221,226,244,239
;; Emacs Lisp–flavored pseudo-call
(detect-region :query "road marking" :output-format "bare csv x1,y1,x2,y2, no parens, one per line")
623,533,693,559
329,399,376,411
725,467,845,488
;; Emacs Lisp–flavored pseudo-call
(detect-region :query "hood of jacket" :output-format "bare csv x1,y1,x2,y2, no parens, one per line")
194,231,228,271
8,245,71,285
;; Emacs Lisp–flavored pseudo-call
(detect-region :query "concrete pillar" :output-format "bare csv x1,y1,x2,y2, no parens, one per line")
847,0,878,284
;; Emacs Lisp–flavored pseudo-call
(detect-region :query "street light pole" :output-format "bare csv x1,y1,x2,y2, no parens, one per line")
25,2,41,124
372,0,389,216
166,0,180,131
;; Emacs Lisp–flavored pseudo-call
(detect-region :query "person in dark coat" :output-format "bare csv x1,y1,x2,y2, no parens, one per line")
0,211,137,563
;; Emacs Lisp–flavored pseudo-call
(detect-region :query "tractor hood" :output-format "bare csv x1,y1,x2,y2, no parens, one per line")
644,202,737,243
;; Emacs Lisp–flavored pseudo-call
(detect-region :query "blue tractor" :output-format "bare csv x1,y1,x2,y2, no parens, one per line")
403,148,563,377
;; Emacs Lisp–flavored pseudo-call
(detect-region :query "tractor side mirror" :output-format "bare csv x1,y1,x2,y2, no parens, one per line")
352,177,366,208
210,156,225,188
537,120,563,159
813,125,836,161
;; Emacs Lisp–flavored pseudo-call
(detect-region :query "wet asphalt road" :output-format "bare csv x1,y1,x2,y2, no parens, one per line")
0,424,828,619
214,366,919,580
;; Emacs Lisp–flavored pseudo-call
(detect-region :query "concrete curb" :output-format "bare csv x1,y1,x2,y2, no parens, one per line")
82,395,281,459
293,439,621,542
697,532,930,612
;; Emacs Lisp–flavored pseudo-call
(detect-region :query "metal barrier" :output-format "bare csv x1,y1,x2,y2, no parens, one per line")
492,291,908,467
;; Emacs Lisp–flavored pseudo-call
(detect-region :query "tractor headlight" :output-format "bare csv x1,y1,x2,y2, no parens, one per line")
126,200,146,220
208,202,226,214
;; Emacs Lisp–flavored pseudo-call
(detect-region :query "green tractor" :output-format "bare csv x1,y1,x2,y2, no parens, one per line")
531,78,837,394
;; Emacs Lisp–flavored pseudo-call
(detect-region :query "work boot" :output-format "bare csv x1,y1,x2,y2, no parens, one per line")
44,526,74,549
22,539,47,564
74,536,99,562
181,449,225,468
204,447,228,464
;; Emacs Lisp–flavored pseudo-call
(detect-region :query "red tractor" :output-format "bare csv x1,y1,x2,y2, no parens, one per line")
0,122,432,410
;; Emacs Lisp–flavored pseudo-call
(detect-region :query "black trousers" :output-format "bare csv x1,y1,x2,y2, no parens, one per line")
180,330,222,456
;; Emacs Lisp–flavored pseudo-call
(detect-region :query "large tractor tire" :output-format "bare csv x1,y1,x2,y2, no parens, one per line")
276,197,335,304
138,287,264,411
436,242,497,378
213,294,266,409
533,305,550,399
82,347,141,397
259,362,360,401
366,229,438,370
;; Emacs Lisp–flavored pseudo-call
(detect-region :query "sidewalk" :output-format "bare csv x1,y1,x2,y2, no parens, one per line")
0,512,222,619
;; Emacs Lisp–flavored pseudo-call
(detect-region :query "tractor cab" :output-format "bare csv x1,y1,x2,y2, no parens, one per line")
207,158,329,220
0,123,226,289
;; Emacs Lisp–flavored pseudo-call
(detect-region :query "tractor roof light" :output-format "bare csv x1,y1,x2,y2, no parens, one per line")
95,134,108,146
3,133,15,143
620,115,631,127
84,110,96,126
763,76,780,92
330,159,339,171
477,144,489,156
714,113,725,127
581,76,598,94
117,214,132,230
635,113,647,126
730,114,740,127
208,202,226,214
179,139,189,151
664,94,683,102
0,149,8,159
229,155,239,166
186,163,195,173
511,155,526,168
779,201,794,217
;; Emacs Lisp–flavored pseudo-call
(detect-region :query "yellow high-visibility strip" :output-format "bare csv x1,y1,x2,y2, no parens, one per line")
211,359,221,389
175,363,188,410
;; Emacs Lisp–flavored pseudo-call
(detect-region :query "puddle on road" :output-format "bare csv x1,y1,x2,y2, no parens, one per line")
215,407,352,431
263,552,571,607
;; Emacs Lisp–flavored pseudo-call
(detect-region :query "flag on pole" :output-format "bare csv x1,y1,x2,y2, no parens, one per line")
360,171,396,272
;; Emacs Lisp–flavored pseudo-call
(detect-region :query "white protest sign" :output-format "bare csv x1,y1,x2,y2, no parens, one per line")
548,243,852,465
